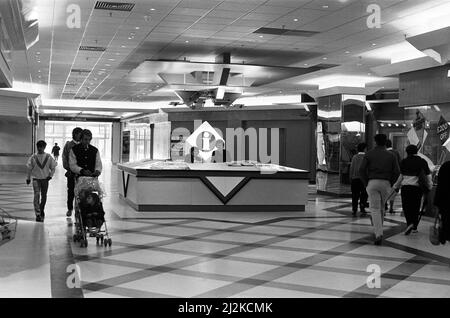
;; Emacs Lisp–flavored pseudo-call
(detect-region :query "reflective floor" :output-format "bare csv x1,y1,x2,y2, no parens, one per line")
1,163,449,298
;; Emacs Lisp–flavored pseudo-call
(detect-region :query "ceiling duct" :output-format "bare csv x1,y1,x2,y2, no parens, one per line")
94,1,135,11
71,69,92,74
79,46,107,52
0,0,39,50
254,27,319,37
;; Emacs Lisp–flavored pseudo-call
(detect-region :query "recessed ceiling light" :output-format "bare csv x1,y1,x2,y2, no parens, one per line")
108,58,115,61
322,5,329,9
37,60,41,63
135,27,140,30
185,40,189,43
294,18,299,22
105,64,111,66
150,8,155,11
322,57,327,60
345,51,350,54
372,43,377,46
357,63,363,66
304,63,308,66
259,35,263,38
121,45,126,48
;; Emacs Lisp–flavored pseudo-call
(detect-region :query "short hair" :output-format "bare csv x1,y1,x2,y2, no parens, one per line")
406,144,418,156
36,140,47,148
72,127,83,139
374,134,387,146
386,139,392,148
81,129,93,139
357,143,367,152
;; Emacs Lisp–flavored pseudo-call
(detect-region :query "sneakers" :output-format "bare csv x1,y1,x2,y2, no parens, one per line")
66,210,72,217
35,215,43,222
404,224,414,236
374,236,383,245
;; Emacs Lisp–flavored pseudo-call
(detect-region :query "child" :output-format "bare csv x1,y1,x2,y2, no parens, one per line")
26,140,57,222
80,192,105,228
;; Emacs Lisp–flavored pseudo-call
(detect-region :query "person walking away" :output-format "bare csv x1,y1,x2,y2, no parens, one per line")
433,160,450,244
63,127,83,217
349,143,368,217
359,134,400,245
69,129,103,178
51,143,61,162
26,140,57,222
386,139,402,214
393,145,432,235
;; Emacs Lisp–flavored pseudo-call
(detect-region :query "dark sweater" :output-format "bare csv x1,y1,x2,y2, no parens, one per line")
359,146,400,186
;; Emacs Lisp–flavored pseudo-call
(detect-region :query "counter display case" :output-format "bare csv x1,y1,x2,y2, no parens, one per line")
117,161,309,212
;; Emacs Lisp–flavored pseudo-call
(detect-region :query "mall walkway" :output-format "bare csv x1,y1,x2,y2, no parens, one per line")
1,163,450,298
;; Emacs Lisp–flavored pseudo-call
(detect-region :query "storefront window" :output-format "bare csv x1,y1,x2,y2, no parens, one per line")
44,121,112,161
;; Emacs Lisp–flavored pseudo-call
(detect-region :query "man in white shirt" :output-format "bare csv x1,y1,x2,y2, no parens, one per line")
69,129,102,177
26,140,57,222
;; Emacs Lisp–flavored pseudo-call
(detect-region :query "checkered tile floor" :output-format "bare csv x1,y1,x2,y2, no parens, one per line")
1,165,450,298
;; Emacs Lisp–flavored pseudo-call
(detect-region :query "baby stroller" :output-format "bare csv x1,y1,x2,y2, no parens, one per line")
72,176,112,248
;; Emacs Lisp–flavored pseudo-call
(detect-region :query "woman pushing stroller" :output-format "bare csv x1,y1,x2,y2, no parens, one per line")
69,129,111,247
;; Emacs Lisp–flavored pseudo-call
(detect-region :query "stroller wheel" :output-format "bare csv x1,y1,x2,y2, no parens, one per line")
108,239,112,247
96,237,100,245
104,239,108,247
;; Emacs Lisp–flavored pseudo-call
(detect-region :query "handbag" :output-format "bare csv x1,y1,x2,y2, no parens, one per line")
429,212,442,245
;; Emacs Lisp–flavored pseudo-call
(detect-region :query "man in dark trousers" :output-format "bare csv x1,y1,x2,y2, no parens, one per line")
51,143,61,162
62,127,83,217
349,143,368,217
69,129,103,178
386,139,402,214
359,134,400,245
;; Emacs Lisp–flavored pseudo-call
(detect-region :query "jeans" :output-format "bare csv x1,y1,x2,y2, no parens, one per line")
366,179,391,238
401,185,423,229
351,178,368,213
32,179,49,216
67,173,75,211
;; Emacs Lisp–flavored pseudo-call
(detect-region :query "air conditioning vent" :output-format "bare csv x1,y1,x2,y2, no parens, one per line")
94,1,135,11
314,63,339,69
254,27,319,37
79,46,107,52
71,69,91,74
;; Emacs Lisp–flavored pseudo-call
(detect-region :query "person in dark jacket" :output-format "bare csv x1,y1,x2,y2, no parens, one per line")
434,160,450,243
359,134,400,245
349,143,368,217
63,127,83,217
393,145,432,235
386,139,402,214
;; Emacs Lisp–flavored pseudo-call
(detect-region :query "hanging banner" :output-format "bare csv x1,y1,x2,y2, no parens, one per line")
437,116,449,145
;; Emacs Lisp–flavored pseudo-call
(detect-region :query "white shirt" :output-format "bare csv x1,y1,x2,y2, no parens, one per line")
69,145,102,175
27,152,57,180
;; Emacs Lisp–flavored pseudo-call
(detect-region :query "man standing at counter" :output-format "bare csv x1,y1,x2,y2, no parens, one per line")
211,140,231,163
69,129,103,178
